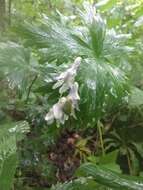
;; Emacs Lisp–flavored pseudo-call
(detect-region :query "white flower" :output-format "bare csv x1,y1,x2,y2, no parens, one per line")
68,82,80,110
53,57,81,94
45,108,54,124
45,97,69,124
45,57,81,125
69,82,80,101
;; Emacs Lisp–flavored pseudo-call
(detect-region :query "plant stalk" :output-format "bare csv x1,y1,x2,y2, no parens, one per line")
97,121,105,156
26,74,38,103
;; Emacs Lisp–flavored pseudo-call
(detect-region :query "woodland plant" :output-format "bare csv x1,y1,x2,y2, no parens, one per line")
13,2,131,127
1,1,143,190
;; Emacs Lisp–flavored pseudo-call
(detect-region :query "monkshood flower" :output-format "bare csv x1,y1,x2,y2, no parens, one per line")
45,57,81,125
45,97,68,124
45,84,80,124
53,57,81,94
68,82,80,111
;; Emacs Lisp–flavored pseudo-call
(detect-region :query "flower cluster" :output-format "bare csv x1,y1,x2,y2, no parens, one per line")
45,57,81,125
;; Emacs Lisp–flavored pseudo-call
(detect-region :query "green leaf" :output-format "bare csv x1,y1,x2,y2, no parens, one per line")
0,42,38,91
0,121,29,190
99,150,118,165
89,14,106,57
88,151,121,173
50,177,97,190
0,153,17,190
96,0,117,12
99,151,121,173
132,142,143,158
76,163,143,190
128,148,140,176
129,87,143,106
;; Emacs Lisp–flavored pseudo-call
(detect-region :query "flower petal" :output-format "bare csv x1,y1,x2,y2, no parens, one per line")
45,108,54,124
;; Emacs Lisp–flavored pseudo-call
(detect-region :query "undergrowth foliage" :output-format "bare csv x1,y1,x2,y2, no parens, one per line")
12,3,130,126
0,121,29,190
1,1,143,190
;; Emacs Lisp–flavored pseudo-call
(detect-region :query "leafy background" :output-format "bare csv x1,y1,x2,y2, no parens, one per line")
1,0,143,190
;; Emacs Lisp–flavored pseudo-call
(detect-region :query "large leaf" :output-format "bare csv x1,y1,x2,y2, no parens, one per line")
78,59,128,125
0,42,38,90
0,153,17,190
76,163,143,190
129,87,143,106
13,19,90,63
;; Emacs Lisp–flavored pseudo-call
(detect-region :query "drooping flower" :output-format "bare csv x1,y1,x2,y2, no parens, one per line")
45,108,54,124
45,57,81,125
53,57,81,94
68,82,80,110
45,97,68,124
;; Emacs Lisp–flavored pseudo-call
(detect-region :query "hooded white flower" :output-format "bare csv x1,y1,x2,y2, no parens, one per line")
53,57,81,94
45,108,54,124
45,97,68,124
45,57,81,125
68,82,80,110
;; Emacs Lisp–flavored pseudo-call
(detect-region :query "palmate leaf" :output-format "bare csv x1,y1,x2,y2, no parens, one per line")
13,4,131,125
0,42,38,91
13,18,89,64
78,58,128,125
14,5,133,62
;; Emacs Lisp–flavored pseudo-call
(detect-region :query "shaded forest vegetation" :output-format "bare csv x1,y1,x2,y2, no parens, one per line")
1,0,143,190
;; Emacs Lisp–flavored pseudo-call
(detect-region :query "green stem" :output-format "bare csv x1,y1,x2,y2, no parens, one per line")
26,74,38,103
97,121,105,156
126,148,133,175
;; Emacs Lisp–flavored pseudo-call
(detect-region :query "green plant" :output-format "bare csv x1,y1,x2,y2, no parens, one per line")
75,137,91,161
87,150,121,173
76,162,143,190
12,3,131,127
104,126,143,176
50,177,97,190
1,1,143,189
0,120,29,190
